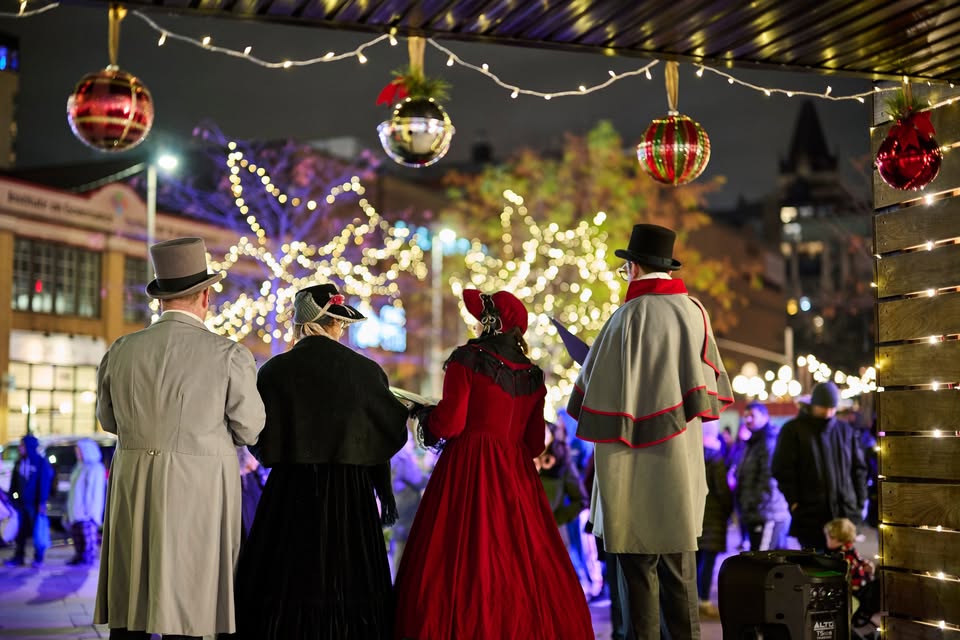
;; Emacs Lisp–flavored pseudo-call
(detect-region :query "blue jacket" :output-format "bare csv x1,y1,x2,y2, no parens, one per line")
10,435,54,513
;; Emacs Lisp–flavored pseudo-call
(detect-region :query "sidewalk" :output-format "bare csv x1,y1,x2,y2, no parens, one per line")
0,542,106,639
0,542,714,640
0,528,876,640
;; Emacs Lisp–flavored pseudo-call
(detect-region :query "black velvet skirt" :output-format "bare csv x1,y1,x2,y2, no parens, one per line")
231,463,393,639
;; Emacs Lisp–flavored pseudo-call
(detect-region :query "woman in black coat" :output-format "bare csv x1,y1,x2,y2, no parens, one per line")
231,284,409,640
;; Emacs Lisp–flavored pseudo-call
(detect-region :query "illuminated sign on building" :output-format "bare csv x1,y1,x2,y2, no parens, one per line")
348,300,407,352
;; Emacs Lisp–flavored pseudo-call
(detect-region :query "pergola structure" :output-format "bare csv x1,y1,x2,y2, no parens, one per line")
73,0,960,81
65,1,960,636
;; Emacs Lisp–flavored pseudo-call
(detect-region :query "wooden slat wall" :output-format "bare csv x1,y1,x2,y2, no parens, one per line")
885,618,960,640
882,527,960,577
874,95,960,638
884,572,960,622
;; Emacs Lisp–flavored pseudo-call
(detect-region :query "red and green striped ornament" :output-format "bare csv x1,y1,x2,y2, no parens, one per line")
636,61,711,186
66,6,154,152
637,114,711,185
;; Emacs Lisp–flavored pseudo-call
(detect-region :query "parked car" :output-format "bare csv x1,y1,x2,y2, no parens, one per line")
0,434,116,531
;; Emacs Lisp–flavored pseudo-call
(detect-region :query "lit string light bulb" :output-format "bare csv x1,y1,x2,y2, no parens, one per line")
0,0,57,16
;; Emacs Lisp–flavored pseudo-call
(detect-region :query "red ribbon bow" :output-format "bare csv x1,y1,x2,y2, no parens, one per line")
329,294,345,306
890,111,936,150
376,77,408,106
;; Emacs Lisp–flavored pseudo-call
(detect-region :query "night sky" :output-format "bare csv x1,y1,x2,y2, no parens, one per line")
1,4,874,209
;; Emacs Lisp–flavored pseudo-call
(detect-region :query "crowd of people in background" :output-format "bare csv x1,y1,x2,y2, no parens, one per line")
0,226,884,640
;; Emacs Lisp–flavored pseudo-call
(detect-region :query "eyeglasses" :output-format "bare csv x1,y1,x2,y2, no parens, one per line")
617,262,631,281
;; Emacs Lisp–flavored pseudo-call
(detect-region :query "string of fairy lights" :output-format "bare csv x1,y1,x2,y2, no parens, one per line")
2,1,942,105
177,143,426,346
131,10,907,104
447,191,621,409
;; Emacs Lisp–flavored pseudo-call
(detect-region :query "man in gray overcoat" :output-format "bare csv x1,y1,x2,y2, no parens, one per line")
94,237,266,640
568,224,733,640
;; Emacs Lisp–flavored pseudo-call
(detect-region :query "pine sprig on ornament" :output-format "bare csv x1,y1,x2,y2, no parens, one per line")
376,66,451,106
882,88,922,122
875,86,942,191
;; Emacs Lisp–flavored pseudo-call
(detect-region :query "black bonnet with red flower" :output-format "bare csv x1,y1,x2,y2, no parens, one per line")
293,283,367,325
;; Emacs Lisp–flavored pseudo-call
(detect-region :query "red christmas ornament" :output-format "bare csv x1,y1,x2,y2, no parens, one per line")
637,114,711,185
67,66,154,152
875,111,941,191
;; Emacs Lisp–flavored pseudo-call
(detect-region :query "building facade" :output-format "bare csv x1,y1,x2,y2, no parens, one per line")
770,101,874,373
0,176,236,444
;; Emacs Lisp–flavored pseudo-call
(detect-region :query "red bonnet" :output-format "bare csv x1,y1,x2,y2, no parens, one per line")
463,289,529,334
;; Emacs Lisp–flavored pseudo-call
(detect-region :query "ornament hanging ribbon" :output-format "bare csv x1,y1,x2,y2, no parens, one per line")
665,60,680,115
107,3,127,70
376,36,426,105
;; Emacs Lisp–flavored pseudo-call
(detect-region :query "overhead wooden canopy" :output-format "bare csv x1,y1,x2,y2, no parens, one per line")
76,0,960,83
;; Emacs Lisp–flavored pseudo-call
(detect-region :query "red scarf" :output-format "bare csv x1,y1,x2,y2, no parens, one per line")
625,278,687,302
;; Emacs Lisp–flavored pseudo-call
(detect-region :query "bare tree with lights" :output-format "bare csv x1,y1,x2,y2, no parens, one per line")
442,121,747,408
157,122,426,356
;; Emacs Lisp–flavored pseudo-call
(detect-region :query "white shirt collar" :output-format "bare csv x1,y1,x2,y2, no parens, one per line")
161,309,206,325
637,272,672,280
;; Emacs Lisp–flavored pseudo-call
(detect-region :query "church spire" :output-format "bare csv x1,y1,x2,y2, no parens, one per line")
780,100,837,174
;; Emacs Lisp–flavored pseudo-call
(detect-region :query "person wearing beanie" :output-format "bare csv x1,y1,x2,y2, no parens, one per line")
772,381,869,550
394,289,594,639
231,282,409,640
567,224,734,639
810,381,841,409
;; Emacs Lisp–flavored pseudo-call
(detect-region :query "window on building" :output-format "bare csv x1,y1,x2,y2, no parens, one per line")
124,256,151,325
11,238,101,318
5,361,99,437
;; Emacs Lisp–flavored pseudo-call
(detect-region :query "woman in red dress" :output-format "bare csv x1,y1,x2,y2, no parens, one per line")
394,290,594,640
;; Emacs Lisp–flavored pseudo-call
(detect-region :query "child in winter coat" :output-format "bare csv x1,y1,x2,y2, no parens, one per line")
65,439,106,565
824,517,879,626
824,518,874,594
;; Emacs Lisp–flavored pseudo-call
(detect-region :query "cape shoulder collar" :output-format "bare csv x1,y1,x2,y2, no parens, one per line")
625,278,688,302
446,342,544,397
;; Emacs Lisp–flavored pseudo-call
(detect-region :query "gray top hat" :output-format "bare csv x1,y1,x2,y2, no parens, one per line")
145,237,224,300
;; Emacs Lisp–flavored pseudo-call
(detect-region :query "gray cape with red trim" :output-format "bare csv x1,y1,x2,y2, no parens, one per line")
567,285,733,553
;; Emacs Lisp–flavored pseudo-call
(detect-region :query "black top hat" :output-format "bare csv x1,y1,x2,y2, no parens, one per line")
614,224,682,271
293,283,366,324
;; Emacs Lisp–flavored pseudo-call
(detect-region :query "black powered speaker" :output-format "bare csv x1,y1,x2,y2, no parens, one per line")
717,550,849,640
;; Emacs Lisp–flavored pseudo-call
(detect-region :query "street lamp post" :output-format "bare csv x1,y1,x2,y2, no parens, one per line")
144,153,179,280
146,162,156,279
428,227,456,398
